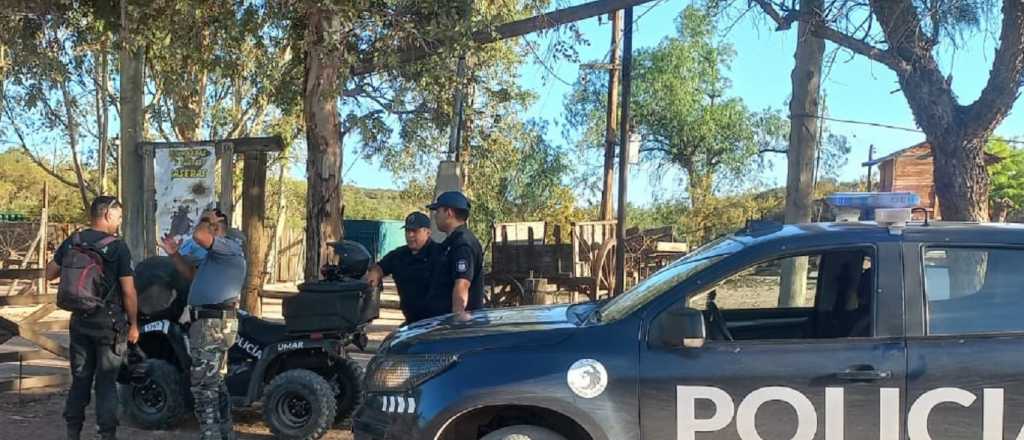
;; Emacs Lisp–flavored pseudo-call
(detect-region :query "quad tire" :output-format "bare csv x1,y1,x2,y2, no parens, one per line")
332,358,364,424
263,368,337,440
118,359,188,430
481,425,569,440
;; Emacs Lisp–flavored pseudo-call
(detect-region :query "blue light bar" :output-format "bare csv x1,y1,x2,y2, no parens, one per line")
825,192,921,210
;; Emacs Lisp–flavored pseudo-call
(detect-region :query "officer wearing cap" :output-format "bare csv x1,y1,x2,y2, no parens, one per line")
364,212,440,323
426,191,485,319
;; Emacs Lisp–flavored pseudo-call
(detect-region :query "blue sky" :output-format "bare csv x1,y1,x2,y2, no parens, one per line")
344,0,1024,207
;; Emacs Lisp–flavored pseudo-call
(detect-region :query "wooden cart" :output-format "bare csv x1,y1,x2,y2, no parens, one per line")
486,220,617,307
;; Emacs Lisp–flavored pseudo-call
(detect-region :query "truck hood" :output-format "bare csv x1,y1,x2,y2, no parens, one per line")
380,304,583,354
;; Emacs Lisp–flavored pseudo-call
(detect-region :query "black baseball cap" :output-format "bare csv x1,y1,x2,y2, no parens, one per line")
426,191,471,211
403,212,431,230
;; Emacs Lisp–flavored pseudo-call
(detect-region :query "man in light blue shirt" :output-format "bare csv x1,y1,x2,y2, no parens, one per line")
158,208,246,440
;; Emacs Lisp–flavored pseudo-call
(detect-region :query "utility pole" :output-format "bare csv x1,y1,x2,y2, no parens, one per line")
614,6,634,295
866,144,875,191
600,10,623,221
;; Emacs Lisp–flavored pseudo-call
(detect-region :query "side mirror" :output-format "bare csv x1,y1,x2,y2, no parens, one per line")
652,306,707,349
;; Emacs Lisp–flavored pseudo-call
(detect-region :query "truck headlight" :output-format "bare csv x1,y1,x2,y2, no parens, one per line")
366,354,458,392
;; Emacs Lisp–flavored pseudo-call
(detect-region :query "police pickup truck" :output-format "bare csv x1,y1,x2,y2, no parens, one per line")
354,193,1024,440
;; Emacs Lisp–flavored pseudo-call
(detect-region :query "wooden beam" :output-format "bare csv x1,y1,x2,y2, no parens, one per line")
0,294,57,307
0,268,45,280
14,325,69,359
352,0,659,76
0,316,69,359
21,303,56,324
260,289,297,299
0,350,56,364
27,320,68,332
138,136,285,154
0,374,69,393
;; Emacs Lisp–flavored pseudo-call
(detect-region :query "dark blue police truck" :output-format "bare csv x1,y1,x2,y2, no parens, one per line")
354,194,1024,440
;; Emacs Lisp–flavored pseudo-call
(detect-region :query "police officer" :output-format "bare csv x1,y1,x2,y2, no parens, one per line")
426,191,485,319
364,212,439,324
159,209,246,440
39,196,139,440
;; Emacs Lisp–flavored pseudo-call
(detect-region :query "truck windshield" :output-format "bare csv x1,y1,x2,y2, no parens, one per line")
596,236,744,322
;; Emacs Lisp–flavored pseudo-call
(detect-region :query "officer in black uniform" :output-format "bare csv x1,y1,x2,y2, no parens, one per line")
426,191,485,319
364,212,440,324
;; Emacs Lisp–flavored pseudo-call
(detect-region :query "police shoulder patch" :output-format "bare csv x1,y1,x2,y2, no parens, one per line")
456,259,468,273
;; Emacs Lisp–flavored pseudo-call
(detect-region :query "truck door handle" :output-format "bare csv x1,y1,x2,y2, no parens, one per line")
836,368,891,381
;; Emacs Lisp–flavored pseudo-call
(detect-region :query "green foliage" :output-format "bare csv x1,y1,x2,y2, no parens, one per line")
0,148,88,223
987,139,1024,218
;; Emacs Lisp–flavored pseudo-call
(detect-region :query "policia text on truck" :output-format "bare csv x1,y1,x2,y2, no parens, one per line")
354,193,1024,440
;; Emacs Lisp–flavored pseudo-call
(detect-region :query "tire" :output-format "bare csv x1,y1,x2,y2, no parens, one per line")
262,369,337,440
481,425,569,440
331,358,365,424
118,359,187,430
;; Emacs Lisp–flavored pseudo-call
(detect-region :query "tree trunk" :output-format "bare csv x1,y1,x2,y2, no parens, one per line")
119,1,147,259
241,152,268,316
60,81,91,214
932,135,991,221
686,168,714,243
779,0,824,308
302,4,345,280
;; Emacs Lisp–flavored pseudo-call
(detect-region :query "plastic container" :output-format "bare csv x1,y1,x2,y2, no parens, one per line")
282,279,379,334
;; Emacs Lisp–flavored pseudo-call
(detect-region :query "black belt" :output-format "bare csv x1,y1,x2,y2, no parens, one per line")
190,307,238,320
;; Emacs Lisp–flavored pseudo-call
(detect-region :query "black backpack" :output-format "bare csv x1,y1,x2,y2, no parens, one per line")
56,232,119,313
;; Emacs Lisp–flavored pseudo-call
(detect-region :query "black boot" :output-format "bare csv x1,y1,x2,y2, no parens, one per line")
66,427,81,440
96,431,117,440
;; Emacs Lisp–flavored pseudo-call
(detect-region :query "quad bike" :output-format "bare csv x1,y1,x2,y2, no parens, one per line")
118,241,377,440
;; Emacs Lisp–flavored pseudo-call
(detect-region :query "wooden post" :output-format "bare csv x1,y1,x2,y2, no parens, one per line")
142,144,156,258
219,143,236,224
36,182,48,295
601,10,623,221
614,6,634,295
241,152,267,316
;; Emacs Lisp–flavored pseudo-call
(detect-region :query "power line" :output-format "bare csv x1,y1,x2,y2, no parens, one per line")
794,113,1024,146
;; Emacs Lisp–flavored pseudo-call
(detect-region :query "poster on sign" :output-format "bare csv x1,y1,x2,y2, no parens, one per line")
154,146,217,253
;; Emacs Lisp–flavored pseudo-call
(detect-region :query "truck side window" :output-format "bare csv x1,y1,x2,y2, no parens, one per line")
687,250,874,340
925,247,1024,335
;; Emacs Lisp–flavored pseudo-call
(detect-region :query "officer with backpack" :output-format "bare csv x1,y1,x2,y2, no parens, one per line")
38,196,139,440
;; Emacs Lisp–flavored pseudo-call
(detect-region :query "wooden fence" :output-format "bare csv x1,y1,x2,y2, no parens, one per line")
0,186,74,392
267,226,306,283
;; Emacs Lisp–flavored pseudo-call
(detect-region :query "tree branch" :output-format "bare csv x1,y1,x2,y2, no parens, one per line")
759,147,788,154
965,0,1024,137
2,100,86,190
750,0,910,73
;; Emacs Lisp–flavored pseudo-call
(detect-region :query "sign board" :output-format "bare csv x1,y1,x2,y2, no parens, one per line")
627,132,642,165
154,146,217,249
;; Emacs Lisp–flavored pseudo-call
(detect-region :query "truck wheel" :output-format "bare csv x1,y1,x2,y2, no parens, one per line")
263,369,337,440
332,358,364,424
482,425,568,440
118,359,187,430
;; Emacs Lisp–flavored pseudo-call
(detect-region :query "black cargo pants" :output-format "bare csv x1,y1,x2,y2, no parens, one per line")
64,323,125,436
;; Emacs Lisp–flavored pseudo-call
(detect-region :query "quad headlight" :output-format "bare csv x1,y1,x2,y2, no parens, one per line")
366,353,459,392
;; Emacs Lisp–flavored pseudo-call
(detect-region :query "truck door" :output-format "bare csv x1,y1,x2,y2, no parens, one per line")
640,244,906,439
906,244,1024,438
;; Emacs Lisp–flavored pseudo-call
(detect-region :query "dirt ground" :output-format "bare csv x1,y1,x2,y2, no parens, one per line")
0,282,406,440
0,385,355,439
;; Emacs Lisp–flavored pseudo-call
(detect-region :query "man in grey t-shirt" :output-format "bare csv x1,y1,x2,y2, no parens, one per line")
159,209,245,440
